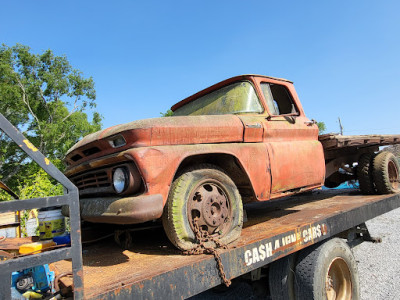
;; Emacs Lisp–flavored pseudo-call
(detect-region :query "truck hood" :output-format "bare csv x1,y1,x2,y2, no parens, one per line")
65,115,244,164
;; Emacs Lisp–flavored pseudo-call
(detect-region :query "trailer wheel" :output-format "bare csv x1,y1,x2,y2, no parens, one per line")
372,151,400,194
269,254,296,300
162,164,243,251
295,238,359,300
357,153,376,194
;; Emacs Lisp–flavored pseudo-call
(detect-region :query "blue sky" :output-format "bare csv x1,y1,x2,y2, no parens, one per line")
1,1,399,134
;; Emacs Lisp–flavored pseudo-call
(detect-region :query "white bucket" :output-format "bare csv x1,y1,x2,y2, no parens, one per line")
38,209,65,239
26,218,38,237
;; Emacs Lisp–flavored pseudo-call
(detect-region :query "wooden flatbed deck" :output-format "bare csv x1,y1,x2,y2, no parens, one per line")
319,134,400,150
52,190,400,299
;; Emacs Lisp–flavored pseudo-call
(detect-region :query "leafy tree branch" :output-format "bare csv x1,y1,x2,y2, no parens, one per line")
0,44,102,190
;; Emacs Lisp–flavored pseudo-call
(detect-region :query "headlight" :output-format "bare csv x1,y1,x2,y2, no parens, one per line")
113,168,128,193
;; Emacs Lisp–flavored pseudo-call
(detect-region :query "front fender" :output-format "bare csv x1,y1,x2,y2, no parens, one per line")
123,143,271,205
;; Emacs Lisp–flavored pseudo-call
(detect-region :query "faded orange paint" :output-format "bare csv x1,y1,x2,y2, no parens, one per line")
64,75,326,224
123,143,272,204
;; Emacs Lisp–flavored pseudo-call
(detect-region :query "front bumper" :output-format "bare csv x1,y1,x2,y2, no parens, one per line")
64,194,164,225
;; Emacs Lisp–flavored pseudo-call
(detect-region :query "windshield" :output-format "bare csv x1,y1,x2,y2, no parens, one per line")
173,81,263,116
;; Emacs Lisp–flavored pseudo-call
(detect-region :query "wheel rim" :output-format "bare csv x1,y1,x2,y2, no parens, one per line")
326,257,352,300
187,180,232,237
388,160,399,190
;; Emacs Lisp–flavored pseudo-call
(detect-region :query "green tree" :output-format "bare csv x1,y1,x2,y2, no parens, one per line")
317,121,326,134
0,44,102,190
160,109,173,117
18,169,63,200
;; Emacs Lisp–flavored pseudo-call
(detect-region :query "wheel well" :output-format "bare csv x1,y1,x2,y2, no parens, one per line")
175,154,255,202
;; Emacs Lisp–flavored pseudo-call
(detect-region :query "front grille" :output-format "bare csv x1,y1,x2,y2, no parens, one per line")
70,163,142,197
82,147,101,156
72,170,111,190
70,154,83,162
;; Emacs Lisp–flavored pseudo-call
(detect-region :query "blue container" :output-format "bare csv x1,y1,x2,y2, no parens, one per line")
11,264,55,297
53,234,71,245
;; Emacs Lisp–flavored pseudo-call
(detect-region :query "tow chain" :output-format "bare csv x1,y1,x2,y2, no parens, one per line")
183,217,231,287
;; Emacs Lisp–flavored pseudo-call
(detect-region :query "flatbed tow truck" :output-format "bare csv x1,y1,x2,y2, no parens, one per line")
1,117,400,300
1,90,400,298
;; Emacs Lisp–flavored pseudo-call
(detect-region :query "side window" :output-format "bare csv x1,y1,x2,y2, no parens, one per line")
261,83,298,115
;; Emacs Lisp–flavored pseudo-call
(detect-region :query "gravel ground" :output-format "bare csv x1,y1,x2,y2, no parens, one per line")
353,207,400,300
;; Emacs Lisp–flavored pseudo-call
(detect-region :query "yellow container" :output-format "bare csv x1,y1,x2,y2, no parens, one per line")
38,209,65,239
19,240,56,254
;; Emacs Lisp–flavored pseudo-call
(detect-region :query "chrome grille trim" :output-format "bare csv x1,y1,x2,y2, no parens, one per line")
72,170,111,190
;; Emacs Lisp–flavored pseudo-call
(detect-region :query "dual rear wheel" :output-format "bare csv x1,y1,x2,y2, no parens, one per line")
269,238,359,300
357,151,399,195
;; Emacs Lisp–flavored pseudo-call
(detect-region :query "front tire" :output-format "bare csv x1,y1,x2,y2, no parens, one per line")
162,164,243,251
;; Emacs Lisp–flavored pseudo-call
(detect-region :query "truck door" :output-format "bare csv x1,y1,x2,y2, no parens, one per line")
258,81,325,196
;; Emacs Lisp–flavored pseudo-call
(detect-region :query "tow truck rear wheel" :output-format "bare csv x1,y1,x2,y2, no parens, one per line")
372,151,400,194
294,238,359,300
162,164,243,251
268,254,296,300
357,153,376,195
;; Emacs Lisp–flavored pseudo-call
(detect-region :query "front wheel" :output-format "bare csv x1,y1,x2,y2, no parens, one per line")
162,164,243,251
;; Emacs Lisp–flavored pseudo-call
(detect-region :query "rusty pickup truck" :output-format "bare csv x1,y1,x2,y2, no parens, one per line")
63,75,400,250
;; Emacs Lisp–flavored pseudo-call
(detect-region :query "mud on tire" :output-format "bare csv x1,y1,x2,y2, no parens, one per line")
162,164,243,251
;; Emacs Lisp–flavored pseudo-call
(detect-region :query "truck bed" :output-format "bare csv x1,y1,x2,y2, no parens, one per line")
319,134,400,150
51,190,400,300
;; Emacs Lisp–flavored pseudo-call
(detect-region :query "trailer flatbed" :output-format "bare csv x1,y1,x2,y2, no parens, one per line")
319,134,400,150
51,189,400,299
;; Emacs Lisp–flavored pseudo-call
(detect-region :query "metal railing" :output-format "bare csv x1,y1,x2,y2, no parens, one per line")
0,112,84,299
